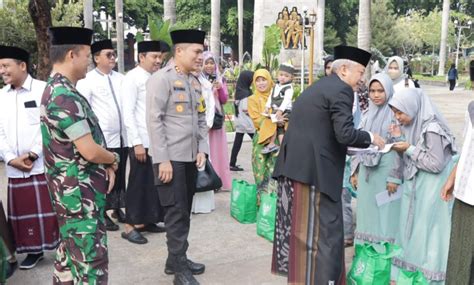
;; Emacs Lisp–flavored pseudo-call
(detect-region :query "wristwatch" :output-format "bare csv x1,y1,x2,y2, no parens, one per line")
108,152,120,168
28,151,38,162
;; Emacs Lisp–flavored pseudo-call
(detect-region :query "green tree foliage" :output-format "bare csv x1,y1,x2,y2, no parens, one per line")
391,0,474,16
93,0,162,31
323,8,343,53
262,24,281,72
346,0,401,55
137,17,172,46
395,13,424,56
94,0,254,58
0,1,36,53
325,0,358,45
0,0,83,74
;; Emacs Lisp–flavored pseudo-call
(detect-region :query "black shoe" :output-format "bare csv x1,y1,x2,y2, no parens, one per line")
19,253,44,270
105,215,119,231
173,269,200,285
6,261,17,278
136,223,166,233
121,229,148,244
111,209,126,223
165,259,205,275
229,165,244,171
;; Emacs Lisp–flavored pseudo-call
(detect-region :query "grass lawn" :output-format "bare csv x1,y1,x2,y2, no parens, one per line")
414,73,470,83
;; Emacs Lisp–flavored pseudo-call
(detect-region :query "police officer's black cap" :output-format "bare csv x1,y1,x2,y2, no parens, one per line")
91,39,114,54
0,45,29,63
334,45,372,67
48,27,93,46
159,41,171,53
137,41,161,53
170,29,206,45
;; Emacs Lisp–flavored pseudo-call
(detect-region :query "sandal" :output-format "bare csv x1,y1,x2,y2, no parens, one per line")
121,229,148,244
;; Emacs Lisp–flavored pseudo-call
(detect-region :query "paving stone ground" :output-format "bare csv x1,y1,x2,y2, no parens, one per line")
3,85,472,285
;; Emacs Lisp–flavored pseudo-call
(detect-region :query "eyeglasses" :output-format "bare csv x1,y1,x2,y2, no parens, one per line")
104,52,117,59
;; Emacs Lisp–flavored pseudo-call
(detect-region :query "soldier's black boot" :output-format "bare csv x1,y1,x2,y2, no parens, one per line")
105,215,119,231
165,255,205,275
172,255,200,285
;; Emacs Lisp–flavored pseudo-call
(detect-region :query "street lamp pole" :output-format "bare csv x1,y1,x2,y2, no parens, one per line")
454,19,472,69
93,3,125,73
301,8,308,90
308,10,317,84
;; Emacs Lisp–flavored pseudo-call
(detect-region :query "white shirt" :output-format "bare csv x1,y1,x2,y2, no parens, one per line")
76,69,126,148
393,77,415,94
0,75,46,178
454,112,474,205
122,66,152,148
265,82,294,111
198,75,216,129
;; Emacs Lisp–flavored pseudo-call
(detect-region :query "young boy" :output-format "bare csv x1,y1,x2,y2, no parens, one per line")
262,64,295,154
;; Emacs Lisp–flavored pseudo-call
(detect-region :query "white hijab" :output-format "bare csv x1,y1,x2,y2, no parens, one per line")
388,88,456,179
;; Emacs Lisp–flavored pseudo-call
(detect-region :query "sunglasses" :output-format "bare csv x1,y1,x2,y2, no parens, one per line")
103,52,117,59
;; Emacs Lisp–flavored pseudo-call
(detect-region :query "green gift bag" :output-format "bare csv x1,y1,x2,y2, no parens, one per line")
347,242,401,285
397,269,429,285
256,192,277,242
230,179,258,224
0,239,8,284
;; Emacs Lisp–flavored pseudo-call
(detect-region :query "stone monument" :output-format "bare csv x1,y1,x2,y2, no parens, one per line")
252,1,321,69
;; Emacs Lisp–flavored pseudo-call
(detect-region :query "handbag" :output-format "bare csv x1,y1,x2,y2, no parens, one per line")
347,242,401,285
196,160,222,192
211,108,224,129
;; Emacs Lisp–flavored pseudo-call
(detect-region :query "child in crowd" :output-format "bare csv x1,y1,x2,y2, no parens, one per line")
261,64,295,154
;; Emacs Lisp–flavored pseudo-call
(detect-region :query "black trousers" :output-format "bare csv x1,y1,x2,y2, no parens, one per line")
449,79,456,91
106,147,128,211
156,161,197,256
229,132,254,167
125,148,164,224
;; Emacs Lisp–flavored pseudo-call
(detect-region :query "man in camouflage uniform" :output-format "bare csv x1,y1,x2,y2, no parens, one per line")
40,27,119,284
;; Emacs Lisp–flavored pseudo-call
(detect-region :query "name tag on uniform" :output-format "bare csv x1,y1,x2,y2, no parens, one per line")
173,80,185,91
24,100,37,108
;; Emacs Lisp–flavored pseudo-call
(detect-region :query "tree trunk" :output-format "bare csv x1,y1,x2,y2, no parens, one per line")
251,0,264,64
438,0,450,76
28,0,52,81
83,0,93,29
210,0,221,62
238,0,243,65
357,0,371,52
164,0,176,25
315,0,325,68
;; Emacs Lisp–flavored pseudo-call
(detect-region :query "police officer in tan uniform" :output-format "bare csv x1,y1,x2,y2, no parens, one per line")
146,30,208,285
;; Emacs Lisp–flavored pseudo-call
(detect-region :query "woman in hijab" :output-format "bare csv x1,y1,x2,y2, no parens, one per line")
385,56,415,93
324,55,334,76
248,69,278,194
389,88,457,283
192,52,232,214
229,70,255,171
350,73,402,247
